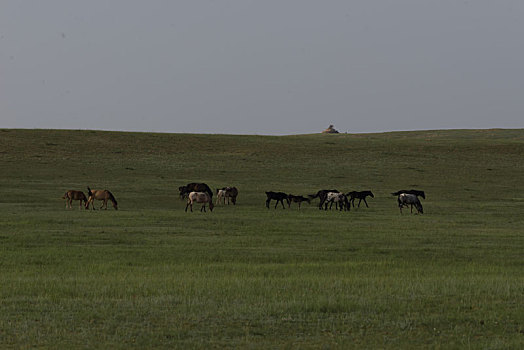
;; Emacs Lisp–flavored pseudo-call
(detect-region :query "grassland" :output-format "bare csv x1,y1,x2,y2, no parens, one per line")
0,128,523,349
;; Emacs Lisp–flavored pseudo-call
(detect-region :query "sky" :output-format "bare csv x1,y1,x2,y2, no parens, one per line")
1,1,523,135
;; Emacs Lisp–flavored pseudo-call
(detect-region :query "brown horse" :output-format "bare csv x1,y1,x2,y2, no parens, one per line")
86,187,118,210
62,190,88,209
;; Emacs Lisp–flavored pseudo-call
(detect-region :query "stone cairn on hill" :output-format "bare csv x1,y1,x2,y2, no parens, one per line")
322,125,339,134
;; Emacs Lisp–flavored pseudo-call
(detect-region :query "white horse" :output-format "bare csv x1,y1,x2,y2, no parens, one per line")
216,189,227,205
325,192,350,211
186,192,214,212
398,193,423,214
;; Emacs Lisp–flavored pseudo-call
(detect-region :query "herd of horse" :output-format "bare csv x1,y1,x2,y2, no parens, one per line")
62,183,424,215
178,183,425,214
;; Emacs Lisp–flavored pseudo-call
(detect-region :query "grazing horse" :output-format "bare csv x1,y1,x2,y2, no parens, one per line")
216,186,239,205
347,190,374,208
325,192,350,211
265,191,290,209
398,193,423,214
309,189,339,210
179,183,213,200
287,194,311,209
216,189,227,205
185,191,214,212
391,189,425,199
62,190,88,209
86,187,118,210
222,186,238,205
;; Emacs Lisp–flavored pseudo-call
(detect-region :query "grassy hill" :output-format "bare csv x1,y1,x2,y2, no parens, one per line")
0,128,523,348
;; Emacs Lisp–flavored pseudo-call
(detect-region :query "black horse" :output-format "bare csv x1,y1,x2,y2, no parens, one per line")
179,182,213,200
347,190,374,208
391,189,425,199
309,189,339,210
287,194,311,209
265,191,290,209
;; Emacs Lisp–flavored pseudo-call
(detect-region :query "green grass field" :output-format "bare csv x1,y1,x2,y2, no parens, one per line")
1,128,523,349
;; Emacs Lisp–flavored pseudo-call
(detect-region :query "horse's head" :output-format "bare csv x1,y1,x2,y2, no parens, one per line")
179,186,189,199
368,191,375,198
208,201,214,212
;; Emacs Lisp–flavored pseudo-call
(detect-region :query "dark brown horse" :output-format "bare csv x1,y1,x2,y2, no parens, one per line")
62,190,88,209
391,189,425,199
86,187,118,210
265,191,289,209
179,183,213,200
287,194,311,209
347,190,374,208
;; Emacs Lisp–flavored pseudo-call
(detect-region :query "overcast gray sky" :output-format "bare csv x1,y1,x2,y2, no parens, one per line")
1,1,523,135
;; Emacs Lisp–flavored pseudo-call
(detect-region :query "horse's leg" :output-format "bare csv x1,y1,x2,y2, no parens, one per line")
266,198,271,209
363,198,369,208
